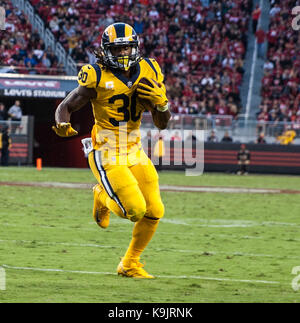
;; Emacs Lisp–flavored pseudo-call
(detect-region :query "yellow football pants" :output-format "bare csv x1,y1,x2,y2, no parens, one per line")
88,149,164,222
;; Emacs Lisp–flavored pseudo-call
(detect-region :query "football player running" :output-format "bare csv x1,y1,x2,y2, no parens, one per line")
53,22,171,278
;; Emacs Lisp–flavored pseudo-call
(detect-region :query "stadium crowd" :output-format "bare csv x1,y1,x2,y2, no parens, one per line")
2,0,254,118
257,0,300,132
0,1,65,75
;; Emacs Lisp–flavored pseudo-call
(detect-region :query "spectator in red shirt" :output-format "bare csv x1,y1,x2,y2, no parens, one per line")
255,28,266,59
252,5,261,33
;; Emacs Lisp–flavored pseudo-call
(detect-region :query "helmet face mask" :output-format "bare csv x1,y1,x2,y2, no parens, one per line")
103,43,140,71
100,23,141,71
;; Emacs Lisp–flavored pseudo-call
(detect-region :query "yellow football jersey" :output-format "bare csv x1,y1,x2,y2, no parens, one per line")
77,58,164,163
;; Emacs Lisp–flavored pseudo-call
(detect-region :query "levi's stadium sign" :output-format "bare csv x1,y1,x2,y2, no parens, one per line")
1,88,66,98
0,74,77,98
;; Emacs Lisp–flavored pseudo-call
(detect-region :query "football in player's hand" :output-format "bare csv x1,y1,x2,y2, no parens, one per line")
137,77,156,112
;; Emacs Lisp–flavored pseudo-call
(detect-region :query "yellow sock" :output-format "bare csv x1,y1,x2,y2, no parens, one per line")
123,216,160,267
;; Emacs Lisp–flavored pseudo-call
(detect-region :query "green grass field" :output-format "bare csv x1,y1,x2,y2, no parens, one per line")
1,167,300,303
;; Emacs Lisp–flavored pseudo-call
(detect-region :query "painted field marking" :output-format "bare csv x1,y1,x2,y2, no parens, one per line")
2,216,300,231
0,266,5,290
1,264,281,285
0,239,115,249
161,185,281,194
1,238,299,260
2,215,299,229
159,218,300,229
1,181,300,194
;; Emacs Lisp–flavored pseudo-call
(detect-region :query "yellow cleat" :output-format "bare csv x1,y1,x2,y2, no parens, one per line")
93,184,110,229
117,257,155,279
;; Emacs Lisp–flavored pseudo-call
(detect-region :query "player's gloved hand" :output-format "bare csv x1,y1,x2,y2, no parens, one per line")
136,78,168,108
52,122,78,137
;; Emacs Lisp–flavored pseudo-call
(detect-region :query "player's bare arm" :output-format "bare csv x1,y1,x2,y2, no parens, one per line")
55,85,97,123
53,85,97,137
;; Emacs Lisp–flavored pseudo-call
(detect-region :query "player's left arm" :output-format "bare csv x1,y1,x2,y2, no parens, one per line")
137,60,171,130
55,85,96,124
150,78,171,130
150,105,171,130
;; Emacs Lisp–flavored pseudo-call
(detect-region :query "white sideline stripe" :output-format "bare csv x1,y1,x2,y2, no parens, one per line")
15,182,92,189
161,218,300,227
1,264,280,285
1,239,299,260
0,181,286,194
0,239,115,249
2,264,112,276
2,217,300,230
161,185,280,194
160,218,300,229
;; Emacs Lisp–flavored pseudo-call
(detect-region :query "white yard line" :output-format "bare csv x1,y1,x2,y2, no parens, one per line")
160,218,300,229
2,217,300,230
0,239,115,249
1,264,281,285
160,185,281,194
1,238,299,260
1,181,298,194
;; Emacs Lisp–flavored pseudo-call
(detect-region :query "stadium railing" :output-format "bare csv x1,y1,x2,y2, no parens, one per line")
1,119,26,135
0,65,66,75
141,113,300,144
10,0,78,75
